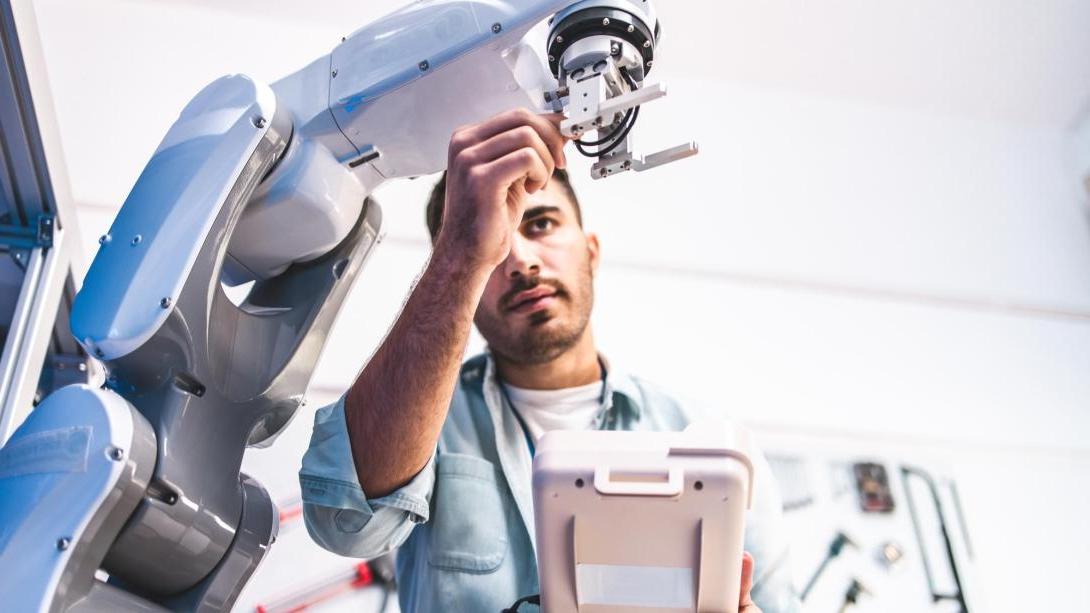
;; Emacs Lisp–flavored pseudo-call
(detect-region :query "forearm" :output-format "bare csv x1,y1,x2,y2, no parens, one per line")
345,248,489,497
344,108,567,497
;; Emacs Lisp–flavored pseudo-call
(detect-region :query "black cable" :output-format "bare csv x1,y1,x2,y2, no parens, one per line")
572,67,641,158
502,594,541,612
377,587,392,612
837,578,868,613
801,531,855,601
575,105,639,158
801,555,832,601
572,107,633,154
575,106,634,146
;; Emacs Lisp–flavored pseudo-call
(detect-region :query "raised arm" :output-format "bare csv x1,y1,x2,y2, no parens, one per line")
344,108,568,497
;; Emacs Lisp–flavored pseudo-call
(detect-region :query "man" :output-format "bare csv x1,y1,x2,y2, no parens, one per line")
300,108,800,612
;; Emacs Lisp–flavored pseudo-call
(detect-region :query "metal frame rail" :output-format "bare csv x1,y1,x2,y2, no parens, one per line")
0,0,88,445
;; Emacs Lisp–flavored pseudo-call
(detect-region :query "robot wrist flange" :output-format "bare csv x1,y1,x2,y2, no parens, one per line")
547,6,659,78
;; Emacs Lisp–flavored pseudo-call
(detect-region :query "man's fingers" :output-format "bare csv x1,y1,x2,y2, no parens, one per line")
461,126,556,191
533,112,568,169
482,147,551,203
456,108,568,169
536,112,569,170
740,551,756,607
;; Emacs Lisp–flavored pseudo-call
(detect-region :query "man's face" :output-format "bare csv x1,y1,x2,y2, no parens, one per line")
474,181,599,366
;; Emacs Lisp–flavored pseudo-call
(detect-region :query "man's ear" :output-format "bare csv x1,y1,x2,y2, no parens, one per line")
586,231,600,274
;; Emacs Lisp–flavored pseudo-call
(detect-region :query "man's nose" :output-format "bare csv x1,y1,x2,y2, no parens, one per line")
504,232,541,279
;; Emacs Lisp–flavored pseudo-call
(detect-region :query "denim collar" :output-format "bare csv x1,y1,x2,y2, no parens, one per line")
472,350,644,428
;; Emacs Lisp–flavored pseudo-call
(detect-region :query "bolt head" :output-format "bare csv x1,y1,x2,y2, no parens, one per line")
555,35,563,43
627,24,635,33
331,69,338,77
130,235,142,246
548,55,555,62
56,537,71,551
98,234,111,245
491,22,502,33
160,297,172,309
602,17,610,26
253,116,268,128
109,447,125,461
643,40,651,48
418,60,429,71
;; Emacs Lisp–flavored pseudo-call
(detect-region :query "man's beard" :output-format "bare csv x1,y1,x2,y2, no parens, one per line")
476,263,594,366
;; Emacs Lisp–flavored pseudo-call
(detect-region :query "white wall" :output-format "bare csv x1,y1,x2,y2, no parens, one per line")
26,0,1090,610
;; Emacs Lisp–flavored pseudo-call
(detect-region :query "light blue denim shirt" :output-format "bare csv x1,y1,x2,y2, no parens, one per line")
300,353,802,612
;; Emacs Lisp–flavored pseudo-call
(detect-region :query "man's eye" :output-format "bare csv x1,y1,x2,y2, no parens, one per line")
527,218,554,234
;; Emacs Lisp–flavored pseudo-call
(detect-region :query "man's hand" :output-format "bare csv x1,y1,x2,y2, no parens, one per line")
740,551,763,613
345,108,568,499
437,108,568,269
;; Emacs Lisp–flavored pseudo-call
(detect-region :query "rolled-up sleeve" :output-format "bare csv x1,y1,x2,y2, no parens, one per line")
299,395,436,559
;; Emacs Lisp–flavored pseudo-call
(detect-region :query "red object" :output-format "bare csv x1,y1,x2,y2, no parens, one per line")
352,562,374,587
278,505,304,524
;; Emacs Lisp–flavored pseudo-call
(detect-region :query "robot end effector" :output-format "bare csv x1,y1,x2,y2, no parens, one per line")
542,0,699,179
228,0,698,282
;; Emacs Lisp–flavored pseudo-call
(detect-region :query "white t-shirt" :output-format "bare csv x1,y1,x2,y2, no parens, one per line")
501,379,604,443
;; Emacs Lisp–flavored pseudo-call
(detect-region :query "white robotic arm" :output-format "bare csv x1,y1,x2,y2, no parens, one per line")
0,1,696,611
235,0,695,282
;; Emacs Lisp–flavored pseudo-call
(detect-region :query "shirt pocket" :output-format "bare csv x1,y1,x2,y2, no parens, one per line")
427,453,510,573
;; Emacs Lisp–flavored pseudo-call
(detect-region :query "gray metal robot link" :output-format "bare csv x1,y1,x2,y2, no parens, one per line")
0,1,696,610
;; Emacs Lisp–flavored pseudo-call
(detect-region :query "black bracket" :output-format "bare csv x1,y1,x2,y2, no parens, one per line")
0,213,55,250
